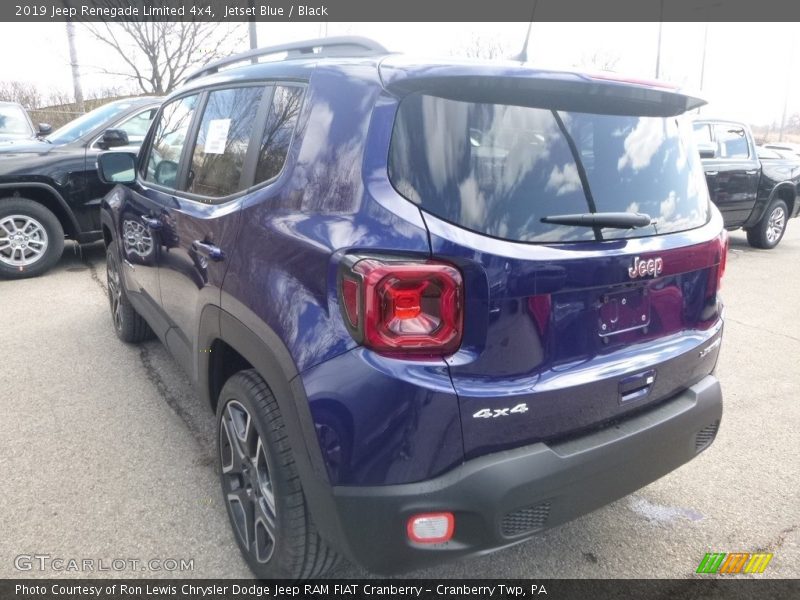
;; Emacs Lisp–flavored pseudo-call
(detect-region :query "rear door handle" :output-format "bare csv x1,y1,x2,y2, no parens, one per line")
705,171,718,176
192,240,224,261
141,216,162,230
745,170,758,175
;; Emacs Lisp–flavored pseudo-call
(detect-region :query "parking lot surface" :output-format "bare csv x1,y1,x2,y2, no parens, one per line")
1,228,798,579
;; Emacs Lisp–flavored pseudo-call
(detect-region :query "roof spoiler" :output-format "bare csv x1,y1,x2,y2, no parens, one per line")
380,62,706,117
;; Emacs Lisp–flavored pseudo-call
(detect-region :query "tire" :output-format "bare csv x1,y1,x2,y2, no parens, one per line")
106,241,153,343
747,198,789,249
217,370,341,579
0,197,64,279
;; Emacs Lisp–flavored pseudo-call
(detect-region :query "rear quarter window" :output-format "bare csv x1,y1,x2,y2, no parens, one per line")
389,93,710,242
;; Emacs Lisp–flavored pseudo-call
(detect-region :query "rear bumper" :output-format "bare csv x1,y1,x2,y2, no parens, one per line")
329,375,722,574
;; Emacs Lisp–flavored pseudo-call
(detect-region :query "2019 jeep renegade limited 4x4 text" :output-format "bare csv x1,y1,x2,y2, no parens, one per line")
98,37,726,578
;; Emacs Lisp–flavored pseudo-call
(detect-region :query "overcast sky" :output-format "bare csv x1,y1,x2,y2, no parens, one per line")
0,21,796,125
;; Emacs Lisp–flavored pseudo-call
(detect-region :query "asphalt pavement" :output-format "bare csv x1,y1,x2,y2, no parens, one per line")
0,228,797,579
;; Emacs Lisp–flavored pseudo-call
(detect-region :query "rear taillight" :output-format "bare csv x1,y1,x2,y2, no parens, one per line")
717,230,729,291
338,257,464,357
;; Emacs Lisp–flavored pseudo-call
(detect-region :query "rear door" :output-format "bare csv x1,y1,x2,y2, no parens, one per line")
156,85,269,377
706,122,760,226
389,92,726,458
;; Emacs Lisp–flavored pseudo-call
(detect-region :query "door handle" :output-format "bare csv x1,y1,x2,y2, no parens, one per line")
705,171,719,176
745,170,758,175
141,216,162,230
192,240,224,261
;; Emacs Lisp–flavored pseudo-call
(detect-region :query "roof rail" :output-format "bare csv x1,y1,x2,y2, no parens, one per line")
184,36,389,83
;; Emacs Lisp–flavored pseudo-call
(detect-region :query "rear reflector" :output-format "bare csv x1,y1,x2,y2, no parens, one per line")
406,513,454,544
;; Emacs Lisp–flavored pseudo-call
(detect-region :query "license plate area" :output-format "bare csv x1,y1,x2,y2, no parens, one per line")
598,288,650,337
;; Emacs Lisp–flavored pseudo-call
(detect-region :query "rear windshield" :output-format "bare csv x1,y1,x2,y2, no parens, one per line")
389,93,710,242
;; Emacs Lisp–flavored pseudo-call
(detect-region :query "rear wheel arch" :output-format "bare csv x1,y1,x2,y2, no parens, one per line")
0,183,79,239
199,307,350,556
774,183,796,218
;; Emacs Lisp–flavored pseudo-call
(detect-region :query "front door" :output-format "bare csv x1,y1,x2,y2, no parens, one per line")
117,95,201,339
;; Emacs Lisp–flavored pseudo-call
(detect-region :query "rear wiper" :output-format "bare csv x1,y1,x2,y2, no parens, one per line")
541,212,653,229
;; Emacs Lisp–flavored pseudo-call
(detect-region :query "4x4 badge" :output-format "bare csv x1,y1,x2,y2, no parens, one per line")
628,256,664,279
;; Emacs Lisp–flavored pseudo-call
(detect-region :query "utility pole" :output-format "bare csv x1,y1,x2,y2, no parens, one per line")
697,23,709,114
247,0,257,52
778,35,795,142
248,21,258,50
699,23,709,90
65,19,84,113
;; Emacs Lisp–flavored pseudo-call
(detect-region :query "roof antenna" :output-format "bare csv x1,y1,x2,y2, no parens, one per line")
512,1,538,63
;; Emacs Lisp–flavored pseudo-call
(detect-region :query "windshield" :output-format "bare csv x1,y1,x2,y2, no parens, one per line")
389,93,710,242
0,104,33,136
48,101,135,145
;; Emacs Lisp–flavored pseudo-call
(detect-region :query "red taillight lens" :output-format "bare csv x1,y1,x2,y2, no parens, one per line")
717,230,729,290
338,258,464,357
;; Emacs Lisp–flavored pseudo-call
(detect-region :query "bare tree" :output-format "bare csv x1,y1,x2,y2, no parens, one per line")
451,34,515,60
0,81,43,109
83,18,246,95
576,50,621,72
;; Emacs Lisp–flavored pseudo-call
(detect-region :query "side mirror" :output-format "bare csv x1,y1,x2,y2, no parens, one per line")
97,151,137,184
697,142,717,160
99,128,129,149
37,123,52,136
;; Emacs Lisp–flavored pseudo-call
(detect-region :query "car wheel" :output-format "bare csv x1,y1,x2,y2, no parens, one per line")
106,241,153,343
0,198,64,279
747,198,788,249
217,370,341,579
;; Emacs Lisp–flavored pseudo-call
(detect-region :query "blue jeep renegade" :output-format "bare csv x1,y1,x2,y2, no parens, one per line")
97,37,726,577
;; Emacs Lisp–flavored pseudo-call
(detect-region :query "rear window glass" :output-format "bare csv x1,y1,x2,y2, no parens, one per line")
389,93,710,242
255,85,305,184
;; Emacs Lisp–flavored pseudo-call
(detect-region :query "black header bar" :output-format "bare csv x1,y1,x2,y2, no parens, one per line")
6,0,800,22
3,579,800,600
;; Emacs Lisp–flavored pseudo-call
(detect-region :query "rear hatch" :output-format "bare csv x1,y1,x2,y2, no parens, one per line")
386,69,726,458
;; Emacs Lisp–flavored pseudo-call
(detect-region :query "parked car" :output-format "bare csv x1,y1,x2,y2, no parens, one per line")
98,37,726,578
0,97,160,278
758,145,800,162
693,118,800,248
0,100,50,142
763,141,800,159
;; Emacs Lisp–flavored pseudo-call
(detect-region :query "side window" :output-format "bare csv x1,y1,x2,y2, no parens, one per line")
186,86,265,199
692,123,712,144
144,95,199,189
713,124,750,159
254,85,305,184
115,108,157,146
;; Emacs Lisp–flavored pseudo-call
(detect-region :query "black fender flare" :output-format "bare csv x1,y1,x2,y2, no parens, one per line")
0,181,81,235
746,181,797,228
197,305,350,555
100,208,116,242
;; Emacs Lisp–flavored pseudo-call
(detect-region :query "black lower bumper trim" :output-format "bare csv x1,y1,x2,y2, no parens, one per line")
330,375,723,574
